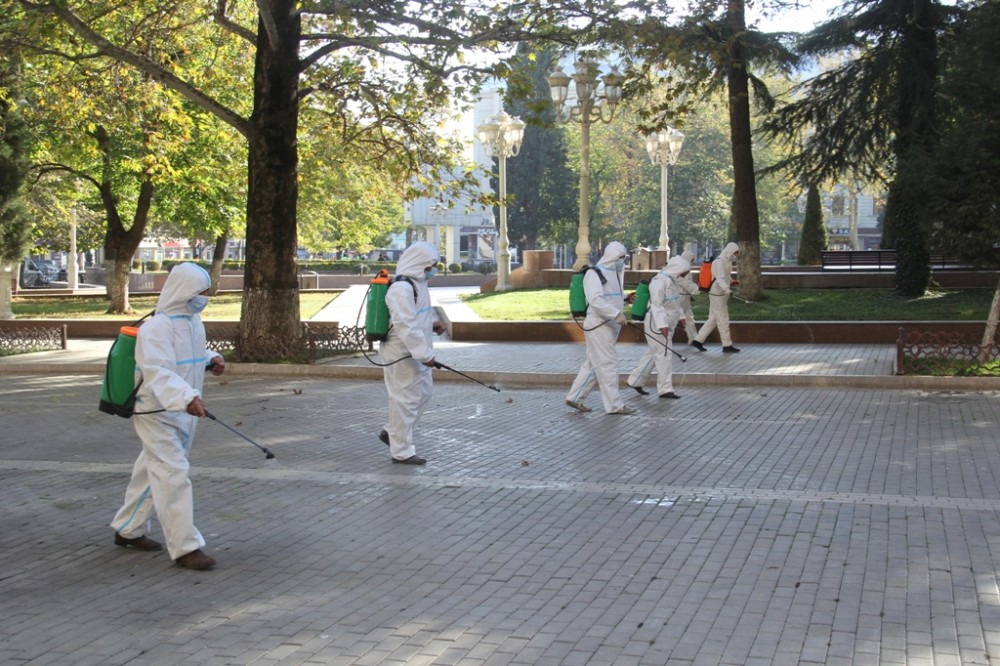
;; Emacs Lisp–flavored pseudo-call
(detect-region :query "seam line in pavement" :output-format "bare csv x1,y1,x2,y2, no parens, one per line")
8,459,1000,512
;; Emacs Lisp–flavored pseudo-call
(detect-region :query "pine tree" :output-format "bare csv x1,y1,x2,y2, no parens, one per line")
797,185,827,266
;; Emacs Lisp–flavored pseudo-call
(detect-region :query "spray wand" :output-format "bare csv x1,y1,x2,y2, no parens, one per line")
625,322,687,362
204,410,276,459
432,360,501,392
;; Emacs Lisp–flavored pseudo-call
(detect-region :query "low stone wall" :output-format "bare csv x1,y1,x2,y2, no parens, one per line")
444,319,987,345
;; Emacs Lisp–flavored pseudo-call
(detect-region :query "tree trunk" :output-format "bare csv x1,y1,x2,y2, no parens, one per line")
208,231,228,295
97,126,151,314
238,3,303,361
0,264,13,319
726,0,763,301
978,276,1000,363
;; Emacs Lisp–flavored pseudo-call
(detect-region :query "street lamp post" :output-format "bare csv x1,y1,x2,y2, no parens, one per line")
644,127,685,254
546,60,623,270
477,110,525,291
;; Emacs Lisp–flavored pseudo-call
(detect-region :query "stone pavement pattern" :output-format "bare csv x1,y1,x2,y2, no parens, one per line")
3,366,1000,665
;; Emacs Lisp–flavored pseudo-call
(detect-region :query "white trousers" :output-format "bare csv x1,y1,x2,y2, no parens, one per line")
383,357,433,459
111,414,205,560
566,323,624,414
627,320,677,395
694,292,733,347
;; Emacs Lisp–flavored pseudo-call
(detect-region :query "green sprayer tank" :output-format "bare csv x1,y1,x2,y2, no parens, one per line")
99,325,140,417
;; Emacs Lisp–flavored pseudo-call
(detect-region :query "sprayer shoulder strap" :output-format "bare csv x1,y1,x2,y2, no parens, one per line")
391,275,418,302
584,266,607,285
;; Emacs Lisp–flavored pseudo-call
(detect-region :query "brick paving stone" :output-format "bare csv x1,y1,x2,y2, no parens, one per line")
1,363,1000,665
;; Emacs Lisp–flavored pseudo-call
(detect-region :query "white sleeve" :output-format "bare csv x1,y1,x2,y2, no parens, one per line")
386,281,433,362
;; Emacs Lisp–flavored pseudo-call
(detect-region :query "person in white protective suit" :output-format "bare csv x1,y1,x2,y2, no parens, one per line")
378,241,446,465
691,241,741,353
679,250,700,343
625,255,691,399
110,262,226,571
565,241,636,415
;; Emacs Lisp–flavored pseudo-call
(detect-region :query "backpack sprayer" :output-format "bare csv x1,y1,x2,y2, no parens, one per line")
358,270,500,391
99,311,159,418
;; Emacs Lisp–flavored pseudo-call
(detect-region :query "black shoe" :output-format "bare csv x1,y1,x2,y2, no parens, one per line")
175,549,216,570
114,532,163,551
630,385,650,396
659,392,680,399
690,341,706,352
392,455,426,465
722,345,741,353
378,429,389,445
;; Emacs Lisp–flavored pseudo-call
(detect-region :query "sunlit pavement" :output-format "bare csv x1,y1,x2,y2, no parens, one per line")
3,353,1000,664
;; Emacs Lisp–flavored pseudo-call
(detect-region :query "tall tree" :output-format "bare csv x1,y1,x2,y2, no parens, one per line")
17,0,608,359
608,0,799,300
503,44,578,252
761,0,958,296
797,184,827,265
0,53,34,318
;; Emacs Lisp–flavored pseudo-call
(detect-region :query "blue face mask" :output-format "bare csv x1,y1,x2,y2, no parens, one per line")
187,295,209,314
614,259,626,272
424,267,438,280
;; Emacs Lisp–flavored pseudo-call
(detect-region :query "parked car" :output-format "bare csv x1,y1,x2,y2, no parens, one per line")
57,266,87,282
32,258,59,279
20,258,52,288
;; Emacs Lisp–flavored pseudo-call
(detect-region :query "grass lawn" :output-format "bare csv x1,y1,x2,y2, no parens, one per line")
11,292,338,320
460,287,996,321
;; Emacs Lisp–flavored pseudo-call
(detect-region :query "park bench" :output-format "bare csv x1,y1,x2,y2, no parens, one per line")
821,250,966,271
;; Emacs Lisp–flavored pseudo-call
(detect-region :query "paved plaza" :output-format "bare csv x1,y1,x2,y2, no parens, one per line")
2,287,1000,664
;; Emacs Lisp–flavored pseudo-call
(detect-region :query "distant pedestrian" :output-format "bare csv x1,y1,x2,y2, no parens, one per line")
110,262,226,571
626,255,691,399
565,241,636,415
378,241,446,465
679,250,700,343
691,242,741,353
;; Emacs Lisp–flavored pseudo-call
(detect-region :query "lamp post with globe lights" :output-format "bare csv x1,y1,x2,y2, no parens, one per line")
477,111,525,291
644,127,685,254
545,60,623,270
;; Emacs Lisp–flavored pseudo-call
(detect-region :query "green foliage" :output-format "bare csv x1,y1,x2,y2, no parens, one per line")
461,287,995,321
0,54,33,264
797,185,827,265
502,45,579,251
925,0,1000,269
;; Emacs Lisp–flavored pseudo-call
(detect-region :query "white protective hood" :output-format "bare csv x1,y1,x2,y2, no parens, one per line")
395,241,440,280
156,263,212,316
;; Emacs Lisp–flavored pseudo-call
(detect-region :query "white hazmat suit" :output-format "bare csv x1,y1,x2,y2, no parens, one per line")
565,241,634,415
693,241,739,350
679,250,699,342
626,255,691,397
380,242,441,463
111,262,223,562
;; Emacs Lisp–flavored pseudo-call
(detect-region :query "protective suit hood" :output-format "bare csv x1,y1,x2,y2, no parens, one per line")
681,250,695,264
395,241,440,280
664,256,691,278
156,263,212,316
720,242,739,261
596,241,628,270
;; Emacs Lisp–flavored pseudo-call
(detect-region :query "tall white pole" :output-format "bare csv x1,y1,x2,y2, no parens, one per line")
658,161,669,253
497,152,511,291
574,112,592,270
68,208,79,290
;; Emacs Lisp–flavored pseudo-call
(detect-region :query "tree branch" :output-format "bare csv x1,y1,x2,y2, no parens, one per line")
17,0,252,139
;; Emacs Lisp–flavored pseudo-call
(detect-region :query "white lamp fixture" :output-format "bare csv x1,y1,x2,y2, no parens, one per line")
477,111,526,291
546,60,623,270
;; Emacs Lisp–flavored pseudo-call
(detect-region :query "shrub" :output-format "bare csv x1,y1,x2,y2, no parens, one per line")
145,260,161,272
353,263,369,275
131,259,142,270
448,263,462,274
477,262,496,275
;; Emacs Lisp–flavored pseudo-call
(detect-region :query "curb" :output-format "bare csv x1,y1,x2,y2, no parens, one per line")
2,360,998,391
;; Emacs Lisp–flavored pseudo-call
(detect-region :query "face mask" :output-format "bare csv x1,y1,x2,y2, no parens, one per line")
424,268,438,280
187,295,209,314
614,259,625,272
